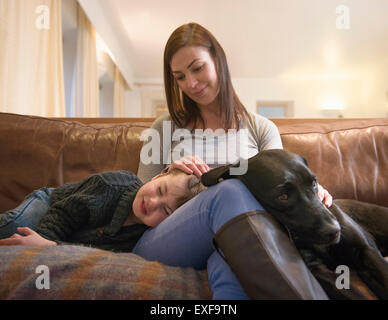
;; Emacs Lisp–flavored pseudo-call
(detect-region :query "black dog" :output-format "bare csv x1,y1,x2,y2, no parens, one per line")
201,149,388,299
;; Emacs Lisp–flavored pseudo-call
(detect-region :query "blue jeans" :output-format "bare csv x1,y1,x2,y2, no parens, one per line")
0,187,54,239
133,179,265,300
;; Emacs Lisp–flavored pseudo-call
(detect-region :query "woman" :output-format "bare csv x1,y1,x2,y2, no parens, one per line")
135,22,332,299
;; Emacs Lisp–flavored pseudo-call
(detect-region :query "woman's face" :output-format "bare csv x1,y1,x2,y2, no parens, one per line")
170,45,219,108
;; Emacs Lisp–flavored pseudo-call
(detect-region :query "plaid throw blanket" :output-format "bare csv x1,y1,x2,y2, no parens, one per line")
0,245,211,300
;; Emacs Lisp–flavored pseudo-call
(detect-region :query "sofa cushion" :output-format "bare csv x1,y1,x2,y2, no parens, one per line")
0,245,211,299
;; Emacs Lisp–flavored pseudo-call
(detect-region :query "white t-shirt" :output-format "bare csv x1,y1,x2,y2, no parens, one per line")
137,112,283,183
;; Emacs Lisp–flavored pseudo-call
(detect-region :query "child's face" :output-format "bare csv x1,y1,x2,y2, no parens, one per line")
132,173,190,227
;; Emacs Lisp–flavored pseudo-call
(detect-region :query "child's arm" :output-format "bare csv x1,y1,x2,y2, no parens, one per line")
35,174,108,242
0,227,57,247
35,196,91,241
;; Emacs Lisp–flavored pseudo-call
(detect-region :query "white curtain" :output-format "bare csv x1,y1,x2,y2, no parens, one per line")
114,66,126,117
74,3,99,117
0,0,65,116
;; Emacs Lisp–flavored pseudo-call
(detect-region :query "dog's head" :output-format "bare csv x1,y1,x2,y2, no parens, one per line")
201,149,341,246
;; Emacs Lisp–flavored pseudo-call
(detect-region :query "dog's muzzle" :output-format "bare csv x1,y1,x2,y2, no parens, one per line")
316,219,341,245
289,218,341,246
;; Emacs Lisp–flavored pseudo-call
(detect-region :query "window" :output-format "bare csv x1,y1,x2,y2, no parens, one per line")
257,101,294,118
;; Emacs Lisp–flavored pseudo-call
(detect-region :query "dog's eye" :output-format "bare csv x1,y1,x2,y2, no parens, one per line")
278,194,288,201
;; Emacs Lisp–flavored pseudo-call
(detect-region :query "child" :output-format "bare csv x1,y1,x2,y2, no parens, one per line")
0,169,206,252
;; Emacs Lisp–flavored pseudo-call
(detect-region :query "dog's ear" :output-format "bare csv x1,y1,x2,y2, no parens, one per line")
298,154,309,167
201,164,233,186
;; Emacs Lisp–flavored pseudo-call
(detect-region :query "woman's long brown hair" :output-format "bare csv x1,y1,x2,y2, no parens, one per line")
164,23,249,130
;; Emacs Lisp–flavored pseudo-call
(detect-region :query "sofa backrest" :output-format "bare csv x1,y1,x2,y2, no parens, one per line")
0,113,152,212
278,119,388,208
1,112,388,212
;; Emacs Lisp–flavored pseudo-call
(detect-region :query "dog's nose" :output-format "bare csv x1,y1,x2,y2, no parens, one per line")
331,219,341,231
331,227,341,244
324,220,341,244
314,215,341,245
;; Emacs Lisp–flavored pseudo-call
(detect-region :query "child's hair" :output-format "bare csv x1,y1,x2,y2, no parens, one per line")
163,168,207,207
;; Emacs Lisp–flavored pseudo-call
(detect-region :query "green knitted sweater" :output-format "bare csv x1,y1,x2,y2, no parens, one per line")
36,171,149,252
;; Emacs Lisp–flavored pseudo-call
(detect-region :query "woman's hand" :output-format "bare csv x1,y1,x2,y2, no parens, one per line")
170,155,211,179
317,184,333,208
152,155,211,180
0,227,57,247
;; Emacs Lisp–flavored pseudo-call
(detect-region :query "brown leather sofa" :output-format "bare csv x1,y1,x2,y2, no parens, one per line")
0,112,387,299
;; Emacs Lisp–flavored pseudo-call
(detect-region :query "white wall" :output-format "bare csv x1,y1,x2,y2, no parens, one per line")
99,83,114,117
62,0,77,117
125,84,165,118
75,0,388,119
233,67,388,118
125,66,388,118
124,89,142,117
